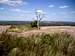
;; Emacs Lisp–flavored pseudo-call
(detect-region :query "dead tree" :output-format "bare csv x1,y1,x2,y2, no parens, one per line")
35,10,45,30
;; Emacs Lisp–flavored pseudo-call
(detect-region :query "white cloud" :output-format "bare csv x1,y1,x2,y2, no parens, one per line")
0,0,27,7
59,5,69,8
48,5,54,8
36,10,43,13
10,8,33,14
11,9,21,12
36,10,46,14
0,8,4,10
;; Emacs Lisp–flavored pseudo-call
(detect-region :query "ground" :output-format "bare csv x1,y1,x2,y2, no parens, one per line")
0,25,11,33
0,25,75,37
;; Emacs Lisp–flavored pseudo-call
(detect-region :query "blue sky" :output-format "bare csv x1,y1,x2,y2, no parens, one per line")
0,0,75,21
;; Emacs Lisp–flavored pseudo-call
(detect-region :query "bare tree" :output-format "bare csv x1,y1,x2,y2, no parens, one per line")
35,10,44,30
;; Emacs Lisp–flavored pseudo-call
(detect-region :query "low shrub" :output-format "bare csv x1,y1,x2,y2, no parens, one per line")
30,20,38,28
7,24,37,32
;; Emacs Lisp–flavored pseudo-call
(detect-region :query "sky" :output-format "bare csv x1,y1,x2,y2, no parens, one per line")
0,0,75,21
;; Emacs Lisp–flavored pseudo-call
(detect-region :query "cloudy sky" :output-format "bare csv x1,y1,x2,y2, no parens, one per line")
0,0,75,21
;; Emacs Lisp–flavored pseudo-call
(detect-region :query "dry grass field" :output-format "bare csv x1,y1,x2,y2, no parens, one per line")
0,25,75,56
18,26,75,37
0,25,75,37
0,25,11,33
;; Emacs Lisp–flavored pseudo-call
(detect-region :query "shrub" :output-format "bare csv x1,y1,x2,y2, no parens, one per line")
7,24,38,32
30,20,38,28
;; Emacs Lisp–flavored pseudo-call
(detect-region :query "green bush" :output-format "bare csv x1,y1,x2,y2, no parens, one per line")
30,20,38,28
7,24,38,32
0,32,75,56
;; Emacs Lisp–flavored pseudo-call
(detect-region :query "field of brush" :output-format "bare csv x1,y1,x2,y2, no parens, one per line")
3,25,75,37
0,25,75,56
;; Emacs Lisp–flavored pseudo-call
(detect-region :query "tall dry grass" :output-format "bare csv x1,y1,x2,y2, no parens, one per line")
0,32,75,56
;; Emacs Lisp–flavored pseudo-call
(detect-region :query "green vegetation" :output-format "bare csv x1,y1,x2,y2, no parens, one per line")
7,21,38,32
0,32,75,56
30,20,38,28
7,25,34,32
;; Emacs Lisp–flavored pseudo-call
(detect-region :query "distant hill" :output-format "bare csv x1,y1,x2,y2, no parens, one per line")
0,21,75,26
